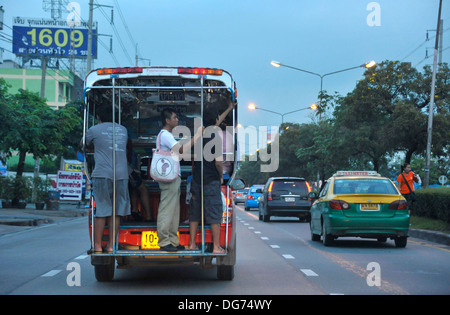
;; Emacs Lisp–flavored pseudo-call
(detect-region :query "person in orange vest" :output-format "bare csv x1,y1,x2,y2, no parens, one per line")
396,163,419,213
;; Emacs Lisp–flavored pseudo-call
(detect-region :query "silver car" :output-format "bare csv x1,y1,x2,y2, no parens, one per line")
234,188,249,204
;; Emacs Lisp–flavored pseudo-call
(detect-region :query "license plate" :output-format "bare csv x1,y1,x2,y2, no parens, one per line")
141,231,159,249
360,203,379,211
285,197,295,202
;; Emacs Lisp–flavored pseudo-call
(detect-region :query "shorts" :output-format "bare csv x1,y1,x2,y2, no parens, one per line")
92,178,131,217
189,180,223,224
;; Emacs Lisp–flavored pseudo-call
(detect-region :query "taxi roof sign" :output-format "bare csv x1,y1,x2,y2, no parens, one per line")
335,171,379,176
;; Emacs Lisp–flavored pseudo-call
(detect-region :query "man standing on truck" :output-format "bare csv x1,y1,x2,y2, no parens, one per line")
157,108,203,252
84,108,130,253
188,107,225,254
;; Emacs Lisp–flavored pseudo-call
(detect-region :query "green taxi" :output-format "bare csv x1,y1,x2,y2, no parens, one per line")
309,171,409,248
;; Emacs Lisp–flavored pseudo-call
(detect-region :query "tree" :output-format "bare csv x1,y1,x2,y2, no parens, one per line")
331,60,450,170
0,89,82,177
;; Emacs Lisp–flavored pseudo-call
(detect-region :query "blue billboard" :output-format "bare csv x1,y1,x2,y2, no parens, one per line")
12,17,97,59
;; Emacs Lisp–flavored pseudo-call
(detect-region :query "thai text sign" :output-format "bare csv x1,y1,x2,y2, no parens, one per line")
12,17,97,58
57,170,83,201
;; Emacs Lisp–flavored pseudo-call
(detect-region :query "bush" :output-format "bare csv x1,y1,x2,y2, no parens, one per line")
413,188,450,223
0,176,14,201
33,176,52,202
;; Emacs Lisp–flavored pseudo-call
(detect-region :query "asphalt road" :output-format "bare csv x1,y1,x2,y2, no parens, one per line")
0,204,449,296
238,205,450,295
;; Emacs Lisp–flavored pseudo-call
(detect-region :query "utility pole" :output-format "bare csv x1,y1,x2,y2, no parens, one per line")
87,0,93,73
32,56,47,202
424,0,443,188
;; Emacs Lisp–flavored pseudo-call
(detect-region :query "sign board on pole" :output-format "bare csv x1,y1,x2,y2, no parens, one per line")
438,175,448,185
12,17,97,59
57,170,83,201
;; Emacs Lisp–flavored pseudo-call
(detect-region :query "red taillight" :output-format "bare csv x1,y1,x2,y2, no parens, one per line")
90,197,95,209
247,196,254,199
96,67,143,75
306,181,312,201
236,193,242,197
388,200,408,210
177,67,223,76
329,199,350,210
268,182,274,201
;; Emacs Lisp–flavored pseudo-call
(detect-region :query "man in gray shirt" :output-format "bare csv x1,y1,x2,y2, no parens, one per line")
85,109,130,253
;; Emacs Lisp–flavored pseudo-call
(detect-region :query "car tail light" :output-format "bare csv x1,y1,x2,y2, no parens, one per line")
96,67,143,75
247,196,254,199
223,194,231,207
388,200,408,210
268,182,274,200
221,209,233,225
177,67,223,76
329,199,350,210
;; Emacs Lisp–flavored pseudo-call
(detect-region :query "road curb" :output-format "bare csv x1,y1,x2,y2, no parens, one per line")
410,229,450,246
0,216,54,226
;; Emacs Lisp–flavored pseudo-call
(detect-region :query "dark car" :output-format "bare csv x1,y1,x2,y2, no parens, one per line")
259,177,312,222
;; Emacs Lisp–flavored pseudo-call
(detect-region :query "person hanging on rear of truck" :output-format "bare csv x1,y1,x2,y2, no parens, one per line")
156,108,203,252
188,107,226,254
83,107,130,254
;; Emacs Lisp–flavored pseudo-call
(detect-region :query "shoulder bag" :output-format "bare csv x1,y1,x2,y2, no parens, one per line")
150,130,179,182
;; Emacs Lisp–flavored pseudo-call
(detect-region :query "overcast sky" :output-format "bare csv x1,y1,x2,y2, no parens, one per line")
2,0,449,130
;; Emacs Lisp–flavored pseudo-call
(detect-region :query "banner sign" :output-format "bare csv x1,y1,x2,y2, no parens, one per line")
12,17,97,59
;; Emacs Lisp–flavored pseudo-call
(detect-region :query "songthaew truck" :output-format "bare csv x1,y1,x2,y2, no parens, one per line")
82,66,244,281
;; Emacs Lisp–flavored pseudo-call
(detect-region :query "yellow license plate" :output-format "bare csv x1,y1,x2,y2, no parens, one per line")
360,203,379,211
141,231,181,250
141,231,159,249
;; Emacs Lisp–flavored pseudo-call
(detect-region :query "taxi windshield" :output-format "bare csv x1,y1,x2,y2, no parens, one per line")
334,178,398,195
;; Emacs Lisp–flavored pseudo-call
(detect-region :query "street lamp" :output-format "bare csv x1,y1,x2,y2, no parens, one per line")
248,103,317,124
270,60,376,110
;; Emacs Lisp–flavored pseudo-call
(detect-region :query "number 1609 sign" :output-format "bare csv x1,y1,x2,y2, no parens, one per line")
12,17,97,59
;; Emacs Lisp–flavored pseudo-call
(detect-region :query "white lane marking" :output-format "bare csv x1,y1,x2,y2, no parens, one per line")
254,231,261,234
261,237,269,240
41,270,62,277
301,269,319,277
75,255,88,260
270,245,280,248
282,254,295,259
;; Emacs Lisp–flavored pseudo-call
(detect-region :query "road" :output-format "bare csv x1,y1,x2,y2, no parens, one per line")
0,205,449,296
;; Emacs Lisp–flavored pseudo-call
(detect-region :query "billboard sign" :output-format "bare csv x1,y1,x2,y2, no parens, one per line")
12,17,97,59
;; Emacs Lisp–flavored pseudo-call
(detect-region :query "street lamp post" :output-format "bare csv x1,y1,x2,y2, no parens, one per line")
248,103,317,124
270,60,376,110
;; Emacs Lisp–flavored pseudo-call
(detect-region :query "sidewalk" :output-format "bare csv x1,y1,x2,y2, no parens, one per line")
0,201,90,236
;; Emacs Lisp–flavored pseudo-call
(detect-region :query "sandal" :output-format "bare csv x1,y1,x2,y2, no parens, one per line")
213,247,226,254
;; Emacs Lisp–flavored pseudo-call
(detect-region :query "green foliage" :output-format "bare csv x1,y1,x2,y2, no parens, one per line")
33,176,52,202
413,188,450,223
0,176,32,202
0,87,83,177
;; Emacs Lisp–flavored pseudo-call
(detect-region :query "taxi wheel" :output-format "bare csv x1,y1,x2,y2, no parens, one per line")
322,222,334,246
310,223,321,242
394,236,407,248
